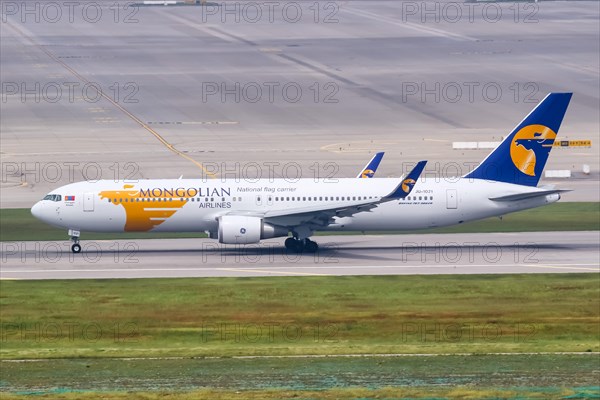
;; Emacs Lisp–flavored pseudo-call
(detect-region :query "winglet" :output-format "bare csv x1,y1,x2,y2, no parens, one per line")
357,152,385,178
385,161,427,199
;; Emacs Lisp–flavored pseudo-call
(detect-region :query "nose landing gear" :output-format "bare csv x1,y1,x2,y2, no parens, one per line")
69,229,81,254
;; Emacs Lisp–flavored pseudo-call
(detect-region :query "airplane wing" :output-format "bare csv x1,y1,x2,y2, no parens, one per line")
218,161,427,228
263,199,382,227
356,152,385,178
261,161,427,228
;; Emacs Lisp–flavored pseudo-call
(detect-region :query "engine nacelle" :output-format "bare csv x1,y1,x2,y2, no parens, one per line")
218,215,288,244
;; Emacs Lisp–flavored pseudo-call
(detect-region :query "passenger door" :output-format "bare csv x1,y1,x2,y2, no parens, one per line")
83,192,95,212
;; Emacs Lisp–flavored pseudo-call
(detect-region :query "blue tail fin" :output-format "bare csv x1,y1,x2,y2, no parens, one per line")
464,93,572,187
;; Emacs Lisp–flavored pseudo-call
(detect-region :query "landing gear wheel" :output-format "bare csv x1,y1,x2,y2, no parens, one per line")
304,239,318,253
285,237,319,253
284,237,297,250
71,243,81,254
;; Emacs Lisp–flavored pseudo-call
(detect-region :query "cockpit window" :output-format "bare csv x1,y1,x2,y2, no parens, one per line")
42,194,62,202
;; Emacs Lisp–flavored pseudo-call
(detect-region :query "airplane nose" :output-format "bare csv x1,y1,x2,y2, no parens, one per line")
31,201,43,220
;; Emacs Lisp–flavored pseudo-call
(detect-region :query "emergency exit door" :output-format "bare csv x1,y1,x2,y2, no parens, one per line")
84,192,95,212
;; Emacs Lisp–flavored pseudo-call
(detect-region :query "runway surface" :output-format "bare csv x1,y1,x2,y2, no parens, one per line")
1,232,598,280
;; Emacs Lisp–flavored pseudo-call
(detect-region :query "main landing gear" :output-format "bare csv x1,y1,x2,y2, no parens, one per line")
69,229,81,254
284,237,319,253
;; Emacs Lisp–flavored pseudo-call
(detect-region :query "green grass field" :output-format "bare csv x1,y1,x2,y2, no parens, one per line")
1,274,598,360
1,275,599,398
1,202,599,241
1,355,598,399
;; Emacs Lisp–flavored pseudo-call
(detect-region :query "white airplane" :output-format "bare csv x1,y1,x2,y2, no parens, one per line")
31,93,572,253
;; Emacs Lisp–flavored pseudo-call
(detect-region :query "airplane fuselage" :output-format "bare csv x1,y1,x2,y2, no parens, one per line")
31,178,560,235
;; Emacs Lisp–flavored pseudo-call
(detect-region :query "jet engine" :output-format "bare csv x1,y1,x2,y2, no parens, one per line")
218,215,288,244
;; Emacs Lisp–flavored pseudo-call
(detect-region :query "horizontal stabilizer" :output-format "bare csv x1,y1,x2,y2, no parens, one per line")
489,189,571,202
